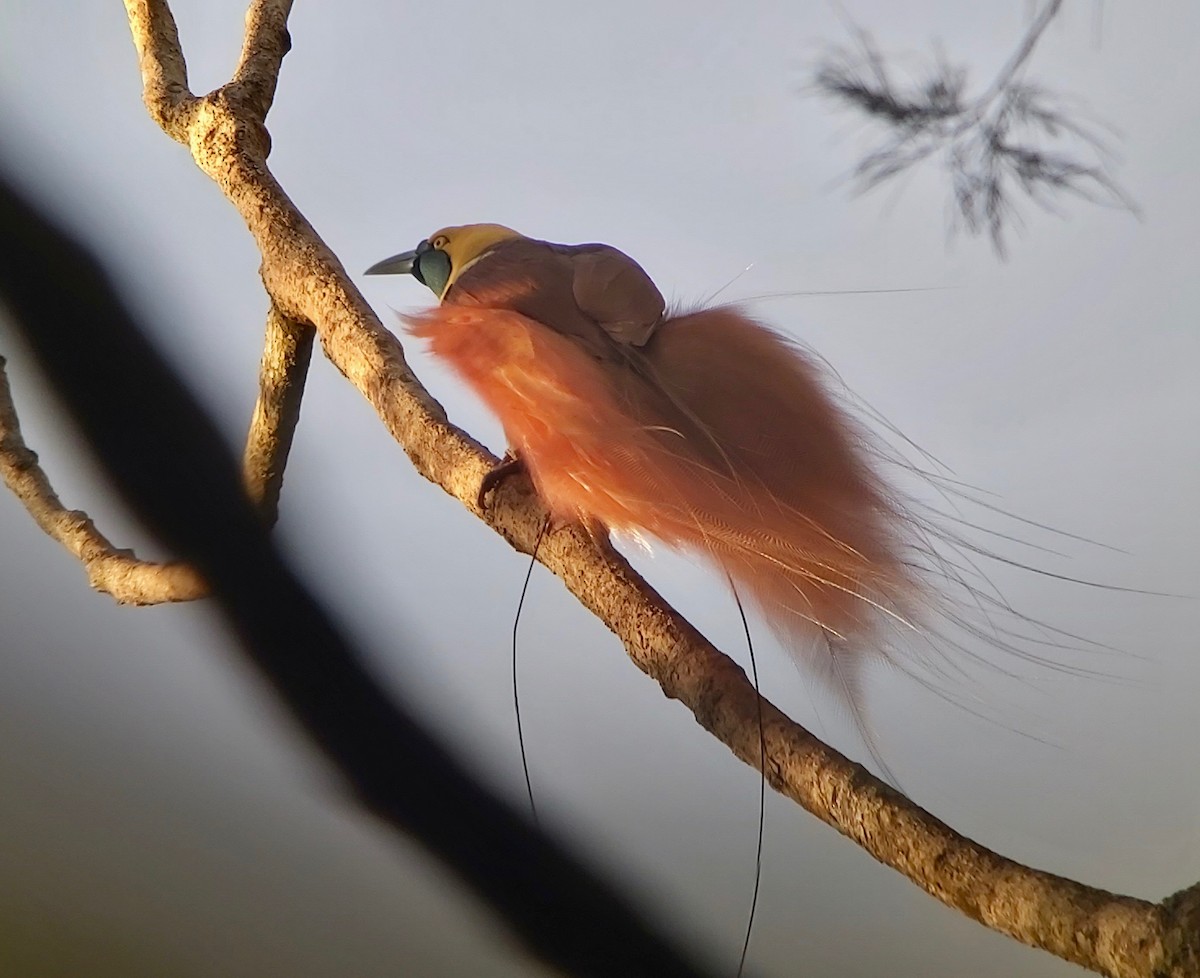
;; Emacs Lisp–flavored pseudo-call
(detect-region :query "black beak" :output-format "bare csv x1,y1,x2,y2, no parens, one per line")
364,239,431,277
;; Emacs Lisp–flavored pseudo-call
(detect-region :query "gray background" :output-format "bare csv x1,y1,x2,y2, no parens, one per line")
1,2,1197,975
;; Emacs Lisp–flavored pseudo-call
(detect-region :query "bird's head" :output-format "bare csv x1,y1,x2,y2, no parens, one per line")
365,223,523,299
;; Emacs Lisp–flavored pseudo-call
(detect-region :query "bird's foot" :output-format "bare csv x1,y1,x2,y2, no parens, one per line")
477,453,527,511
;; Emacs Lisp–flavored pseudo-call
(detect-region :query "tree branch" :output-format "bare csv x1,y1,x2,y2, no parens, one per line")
6,1,311,592
0,1,1165,974
982,0,1064,103
242,304,314,526
2,293,316,593
0,354,206,603
229,0,293,119
123,0,194,140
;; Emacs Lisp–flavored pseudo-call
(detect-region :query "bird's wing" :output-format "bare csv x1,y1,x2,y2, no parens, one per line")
447,238,665,359
565,245,665,348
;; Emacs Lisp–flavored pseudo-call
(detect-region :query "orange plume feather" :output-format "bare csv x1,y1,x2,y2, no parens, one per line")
367,224,1129,781
367,226,1013,771
408,301,919,654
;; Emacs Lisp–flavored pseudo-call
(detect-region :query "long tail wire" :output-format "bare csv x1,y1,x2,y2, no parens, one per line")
512,526,765,973
512,515,551,826
730,580,766,978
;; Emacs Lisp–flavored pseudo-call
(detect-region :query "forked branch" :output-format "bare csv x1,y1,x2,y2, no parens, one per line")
1,298,315,600
4,1,315,597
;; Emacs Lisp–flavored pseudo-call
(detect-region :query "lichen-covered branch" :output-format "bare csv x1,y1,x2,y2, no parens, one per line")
0,354,206,603
242,304,314,526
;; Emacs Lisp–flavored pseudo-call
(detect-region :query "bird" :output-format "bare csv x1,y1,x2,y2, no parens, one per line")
365,224,927,733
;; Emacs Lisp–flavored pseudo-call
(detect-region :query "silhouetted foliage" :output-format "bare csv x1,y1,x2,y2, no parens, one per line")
814,1,1136,254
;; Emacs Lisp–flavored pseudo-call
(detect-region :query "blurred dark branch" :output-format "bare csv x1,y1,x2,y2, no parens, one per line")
242,304,314,526
0,170,721,978
814,0,1137,254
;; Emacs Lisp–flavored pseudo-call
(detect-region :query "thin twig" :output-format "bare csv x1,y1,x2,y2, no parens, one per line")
982,0,1064,103
0,354,207,603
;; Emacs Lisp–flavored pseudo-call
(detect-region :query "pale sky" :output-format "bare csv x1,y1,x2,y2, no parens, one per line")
1,2,1198,976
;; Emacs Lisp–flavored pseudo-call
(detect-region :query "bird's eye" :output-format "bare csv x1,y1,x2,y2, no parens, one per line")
432,236,448,250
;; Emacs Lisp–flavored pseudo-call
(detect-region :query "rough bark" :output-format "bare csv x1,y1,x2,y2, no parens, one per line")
242,304,315,526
